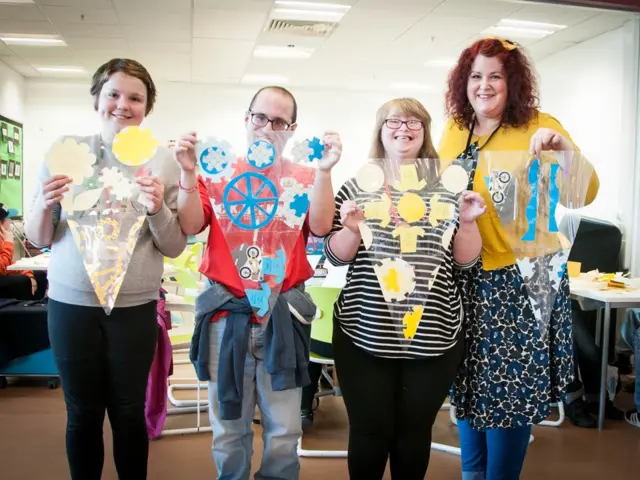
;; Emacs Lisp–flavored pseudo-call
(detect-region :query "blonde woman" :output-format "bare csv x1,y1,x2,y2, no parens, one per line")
324,98,485,479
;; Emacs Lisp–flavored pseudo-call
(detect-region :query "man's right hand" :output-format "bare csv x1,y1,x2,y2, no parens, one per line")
175,132,198,173
41,175,72,210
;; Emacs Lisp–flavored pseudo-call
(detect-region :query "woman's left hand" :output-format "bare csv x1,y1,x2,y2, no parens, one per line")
136,177,165,215
529,128,573,156
459,190,486,224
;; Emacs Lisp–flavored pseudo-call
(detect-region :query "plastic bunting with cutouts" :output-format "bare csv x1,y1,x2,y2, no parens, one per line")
354,157,470,342
44,126,161,314
481,150,594,341
198,132,322,323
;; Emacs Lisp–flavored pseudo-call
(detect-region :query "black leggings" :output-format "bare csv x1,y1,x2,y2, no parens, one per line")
333,324,464,480
48,299,157,480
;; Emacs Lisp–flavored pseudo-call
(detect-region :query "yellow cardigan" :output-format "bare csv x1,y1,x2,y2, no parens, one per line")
438,111,600,271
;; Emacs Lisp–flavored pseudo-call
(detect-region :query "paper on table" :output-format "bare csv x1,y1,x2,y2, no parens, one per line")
567,261,581,278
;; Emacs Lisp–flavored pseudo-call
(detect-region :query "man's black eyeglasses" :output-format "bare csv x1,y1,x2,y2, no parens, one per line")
248,110,292,131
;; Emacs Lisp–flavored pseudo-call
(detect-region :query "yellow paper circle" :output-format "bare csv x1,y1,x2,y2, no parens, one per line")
397,193,426,223
355,163,385,193
441,165,469,194
112,126,158,166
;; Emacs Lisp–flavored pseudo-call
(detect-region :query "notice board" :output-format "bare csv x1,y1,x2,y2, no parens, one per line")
0,114,23,216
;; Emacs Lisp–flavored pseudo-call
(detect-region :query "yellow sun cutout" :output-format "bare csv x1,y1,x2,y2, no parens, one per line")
112,126,159,166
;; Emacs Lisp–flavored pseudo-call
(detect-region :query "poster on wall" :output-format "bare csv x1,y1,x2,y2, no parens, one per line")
0,115,23,216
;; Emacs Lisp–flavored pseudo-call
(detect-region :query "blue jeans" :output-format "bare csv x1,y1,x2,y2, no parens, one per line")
457,419,531,480
207,317,302,480
618,310,640,408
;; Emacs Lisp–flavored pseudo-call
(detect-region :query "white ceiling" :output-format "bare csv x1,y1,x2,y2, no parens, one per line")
0,0,637,92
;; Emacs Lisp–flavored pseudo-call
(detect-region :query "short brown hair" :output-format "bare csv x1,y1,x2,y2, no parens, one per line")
248,86,298,124
369,98,438,159
90,58,157,115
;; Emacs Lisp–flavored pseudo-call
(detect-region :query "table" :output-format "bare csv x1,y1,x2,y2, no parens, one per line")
570,280,640,430
6,254,50,271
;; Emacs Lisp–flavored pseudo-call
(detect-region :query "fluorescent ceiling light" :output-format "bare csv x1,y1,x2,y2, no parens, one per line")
274,8,345,19
0,36,65,46
0,1,35,4
499,19,567,31
274,1,350,11
425,57,456,68
242,74,290,85
389,82,436,91
36,66,85,73
253,45,314,59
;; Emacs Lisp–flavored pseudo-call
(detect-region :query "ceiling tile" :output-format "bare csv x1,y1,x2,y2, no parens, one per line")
40,5,119,25
0,20,57,35
350,0,441,16
118,12,191,28
112,0,192,15
191,38,254,83
0,41,11,55
55,23,124,38
132,52,191,82
431,0,523,19
130,42,191,55
34,1,107,7
549,12,633,43
0,4,48,22
64,37,129,51
523,37,578,61
194,9,267,40
7,44,76,59
194,0,273,12
12,63,41,76
124,26,191,43
506,3,599,27
397,15,496,46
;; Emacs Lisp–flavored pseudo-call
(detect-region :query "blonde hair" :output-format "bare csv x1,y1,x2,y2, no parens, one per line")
368,98,438,160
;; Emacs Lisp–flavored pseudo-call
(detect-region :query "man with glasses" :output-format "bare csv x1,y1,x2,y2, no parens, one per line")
174,86,342,479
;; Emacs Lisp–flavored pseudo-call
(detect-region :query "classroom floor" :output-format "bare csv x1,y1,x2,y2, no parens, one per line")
0,373,638,480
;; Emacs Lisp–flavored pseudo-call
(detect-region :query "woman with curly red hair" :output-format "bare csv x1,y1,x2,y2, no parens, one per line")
439,38,600,479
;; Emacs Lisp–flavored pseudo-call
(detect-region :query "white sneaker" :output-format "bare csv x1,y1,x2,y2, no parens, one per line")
624,410,640,428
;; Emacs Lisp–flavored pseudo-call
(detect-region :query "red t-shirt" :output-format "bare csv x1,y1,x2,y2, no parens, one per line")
197,159,315,320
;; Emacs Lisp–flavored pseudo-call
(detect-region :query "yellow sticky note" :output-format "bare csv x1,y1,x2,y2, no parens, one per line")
397,192,426,223
567,261,581,278
113,126,159,166
392,225,425,253
364,194,392,227
403,305,424,339
392,164,426,192
429,193,454,227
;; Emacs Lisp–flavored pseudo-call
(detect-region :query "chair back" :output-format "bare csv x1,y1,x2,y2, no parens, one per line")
306,286,341,344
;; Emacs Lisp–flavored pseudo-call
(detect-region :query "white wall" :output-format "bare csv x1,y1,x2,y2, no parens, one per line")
535,20,640,273
0,60,26,124
22,80,444,208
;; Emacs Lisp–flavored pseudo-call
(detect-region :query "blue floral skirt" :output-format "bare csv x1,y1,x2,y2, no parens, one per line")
451,258,574,430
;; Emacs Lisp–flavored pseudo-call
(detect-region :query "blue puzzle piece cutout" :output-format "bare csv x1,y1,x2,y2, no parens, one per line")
308,137,325,162
246,282,271,317
261,249,286,284
289,193,310,217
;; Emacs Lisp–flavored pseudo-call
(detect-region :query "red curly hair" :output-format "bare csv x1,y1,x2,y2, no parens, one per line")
445,38,539,129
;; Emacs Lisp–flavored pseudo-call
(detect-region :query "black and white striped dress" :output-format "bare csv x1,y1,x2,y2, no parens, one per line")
324,171,477,359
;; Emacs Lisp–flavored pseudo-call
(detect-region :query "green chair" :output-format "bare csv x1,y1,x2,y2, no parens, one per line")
297,286,348,458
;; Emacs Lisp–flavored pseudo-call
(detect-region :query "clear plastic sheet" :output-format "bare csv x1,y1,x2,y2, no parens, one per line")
45,126,161,314
198,131,321,323
354,158,469,342
481,150,594,340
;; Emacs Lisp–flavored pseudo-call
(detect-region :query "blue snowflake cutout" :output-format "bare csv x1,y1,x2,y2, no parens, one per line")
200,145,228,175
289,193,310,217
308,137,325,162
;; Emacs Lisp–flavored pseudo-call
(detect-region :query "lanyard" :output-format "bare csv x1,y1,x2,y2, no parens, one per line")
465,118,501,153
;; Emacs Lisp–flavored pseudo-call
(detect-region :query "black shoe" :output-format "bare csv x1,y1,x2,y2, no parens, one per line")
564,399,596,428
301,409,314,429
586,398,625,420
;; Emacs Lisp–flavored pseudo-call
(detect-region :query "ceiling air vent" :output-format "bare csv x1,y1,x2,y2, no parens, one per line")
266,19,339,37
